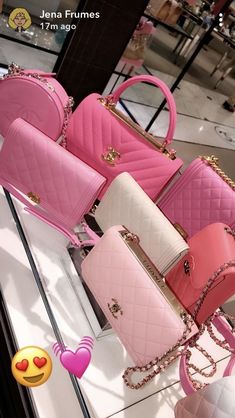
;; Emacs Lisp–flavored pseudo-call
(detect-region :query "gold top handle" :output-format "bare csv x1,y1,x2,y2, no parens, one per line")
98,97,177,160
200,155,235,190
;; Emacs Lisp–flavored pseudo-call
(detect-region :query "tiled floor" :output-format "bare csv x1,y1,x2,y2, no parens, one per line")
109,66,235,152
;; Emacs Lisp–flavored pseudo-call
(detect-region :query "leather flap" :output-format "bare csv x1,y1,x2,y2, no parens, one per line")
184,223,235,290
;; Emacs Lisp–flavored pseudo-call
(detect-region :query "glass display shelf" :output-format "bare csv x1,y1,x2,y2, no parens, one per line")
2,189,234,418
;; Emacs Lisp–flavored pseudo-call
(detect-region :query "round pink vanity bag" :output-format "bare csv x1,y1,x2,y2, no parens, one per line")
0,63,73,142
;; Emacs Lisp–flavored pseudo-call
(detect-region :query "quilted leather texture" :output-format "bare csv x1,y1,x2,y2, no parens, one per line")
158,158,235,238
166,223,235,324
66,92,183,200
0,118,106,228
175,376,235,418
95,172,189,274
81,226,197,366
0,72,69,140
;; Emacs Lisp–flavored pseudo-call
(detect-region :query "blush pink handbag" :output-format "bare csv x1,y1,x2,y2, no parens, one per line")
175,375,235,417
158,155,235,238
66,74,183,200
81,225,198,388
0,63,74,143
0,118,106,246
166,223,235,325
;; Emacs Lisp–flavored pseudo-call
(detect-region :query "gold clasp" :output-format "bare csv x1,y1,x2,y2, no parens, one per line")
184,260,190,275
174,223,188,241
27,192,40,204
108,298,123,319
102,147,120,166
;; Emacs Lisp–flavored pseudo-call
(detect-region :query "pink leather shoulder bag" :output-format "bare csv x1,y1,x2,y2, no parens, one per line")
158,155,235,237
0,118,105,246
0,63,74,143
166,223,235,324
66,74,183,200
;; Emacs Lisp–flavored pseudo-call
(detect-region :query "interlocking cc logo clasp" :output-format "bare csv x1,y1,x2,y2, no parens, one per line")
27,192,40,204
108,298,123,319
102,147,120,166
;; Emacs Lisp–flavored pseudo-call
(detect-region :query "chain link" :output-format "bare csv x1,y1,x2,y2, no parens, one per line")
123,259,235,389
123,314,195,389
2,62,74,147
199,155,235,190
183,261,235,391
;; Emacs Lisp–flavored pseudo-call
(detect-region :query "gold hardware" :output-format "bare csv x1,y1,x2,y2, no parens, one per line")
108,298,123,319
174,223,188,241
98,98,177,160
199,155,235,190
46,83,55,92
119,228,188,320
27,192,40,204
102,147,120,166
225,227,235,239
184,260,190,275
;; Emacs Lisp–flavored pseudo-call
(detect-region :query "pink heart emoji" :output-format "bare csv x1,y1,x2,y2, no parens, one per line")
59,348,91,378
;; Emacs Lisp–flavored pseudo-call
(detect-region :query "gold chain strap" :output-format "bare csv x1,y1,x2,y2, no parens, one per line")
199,155,235,190
60,96,74,149
122,314,194,389
2,63,74,148
123,256,235,389
184,259,235,391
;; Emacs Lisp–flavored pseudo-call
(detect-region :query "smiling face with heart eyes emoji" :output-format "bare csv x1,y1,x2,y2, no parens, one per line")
11,346,52,387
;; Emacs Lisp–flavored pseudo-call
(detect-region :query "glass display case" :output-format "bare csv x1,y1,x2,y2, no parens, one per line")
1,187,234,418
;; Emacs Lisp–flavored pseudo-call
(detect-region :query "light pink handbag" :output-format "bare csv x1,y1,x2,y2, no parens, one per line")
81,225,198,388
175,375,235,417
166,223,235,325
0,118,106,246
158,155,235,238
0,63,74,143
66,74,183,200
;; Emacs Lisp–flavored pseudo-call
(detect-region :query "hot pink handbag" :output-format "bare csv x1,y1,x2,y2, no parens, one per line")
158,155,235,238
0,118,106,246
66,74,183,200
166,223,235,324
0,63,74,143
81,225,198,388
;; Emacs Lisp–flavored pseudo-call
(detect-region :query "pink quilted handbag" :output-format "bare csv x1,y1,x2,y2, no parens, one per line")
0,63,74,142
66,74,183,200
158,155,235,238
175,375,235,417
166,223,235,325
81,225,198,388
0,118,106,246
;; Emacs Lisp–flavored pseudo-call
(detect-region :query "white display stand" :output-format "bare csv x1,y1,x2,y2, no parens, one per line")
0,187,233,418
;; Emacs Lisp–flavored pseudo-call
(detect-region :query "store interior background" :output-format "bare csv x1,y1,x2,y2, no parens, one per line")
0,0,234,315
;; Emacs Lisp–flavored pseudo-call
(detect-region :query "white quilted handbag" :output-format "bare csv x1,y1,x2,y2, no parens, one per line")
175,376,235,418
94,172,189,274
